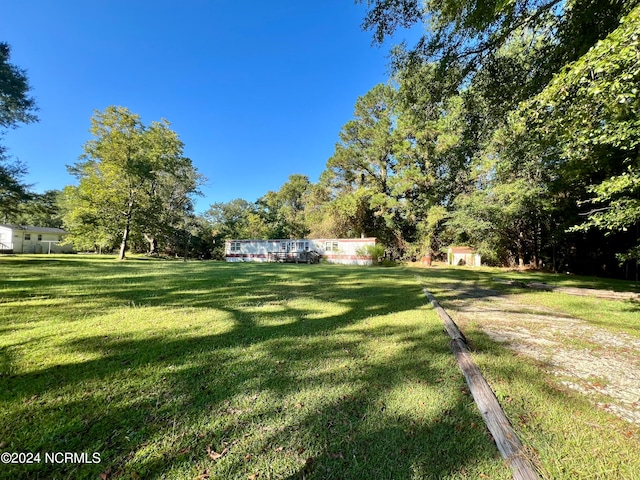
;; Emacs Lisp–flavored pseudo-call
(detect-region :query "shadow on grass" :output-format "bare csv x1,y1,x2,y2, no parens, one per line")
1,258,513,479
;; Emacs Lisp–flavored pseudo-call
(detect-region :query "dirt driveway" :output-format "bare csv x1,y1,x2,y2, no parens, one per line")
436,282,640,424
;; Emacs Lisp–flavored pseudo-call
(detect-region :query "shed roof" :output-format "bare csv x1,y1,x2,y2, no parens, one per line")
448,246,476,254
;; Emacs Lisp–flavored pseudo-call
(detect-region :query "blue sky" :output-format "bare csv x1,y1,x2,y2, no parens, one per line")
2,1,420,213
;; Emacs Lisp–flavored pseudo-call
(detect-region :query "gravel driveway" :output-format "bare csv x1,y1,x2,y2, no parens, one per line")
435,282,640,424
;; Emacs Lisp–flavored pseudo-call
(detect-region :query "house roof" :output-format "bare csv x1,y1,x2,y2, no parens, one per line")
226,238,377,243
0,224,67,234
448,246,476,254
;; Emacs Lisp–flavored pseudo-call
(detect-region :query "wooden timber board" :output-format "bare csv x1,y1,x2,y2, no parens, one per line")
423,287,541,480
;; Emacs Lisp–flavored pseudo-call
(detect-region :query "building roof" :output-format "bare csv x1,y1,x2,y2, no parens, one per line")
448,246,476,254
226,238,377,243
0,224,67,234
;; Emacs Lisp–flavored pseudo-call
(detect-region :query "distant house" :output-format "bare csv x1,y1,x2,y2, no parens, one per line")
447,246,481,267
225,238,377,265
0,224,72,254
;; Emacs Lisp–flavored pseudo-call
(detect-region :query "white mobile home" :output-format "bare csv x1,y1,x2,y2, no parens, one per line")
225,238,377,266
0,224,72,254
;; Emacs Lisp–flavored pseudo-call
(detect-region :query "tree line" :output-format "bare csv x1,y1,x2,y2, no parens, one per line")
208,0,640,278
1,0,639,277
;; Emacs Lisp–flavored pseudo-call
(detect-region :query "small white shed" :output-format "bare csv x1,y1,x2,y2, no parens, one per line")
447,246,481,267
0,224,72,254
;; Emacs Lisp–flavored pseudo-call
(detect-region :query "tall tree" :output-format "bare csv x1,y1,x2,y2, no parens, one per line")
273,173,311,238
206,198,267,239
11,189,63,227
64,106,202,259
0,42,38,221
501,5,640,269
0,43,37,129
0,158,31,222
255,174,312,239
325,84,404,247
140,155,203,255
360,0,634,79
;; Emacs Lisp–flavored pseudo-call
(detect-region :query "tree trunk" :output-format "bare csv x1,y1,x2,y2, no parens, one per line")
517,231,525,269
118,199,134,260
183,231,190,262
118,221,130,260
144,233,158,255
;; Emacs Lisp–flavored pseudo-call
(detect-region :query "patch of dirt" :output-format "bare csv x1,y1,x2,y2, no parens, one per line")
437,282,640,424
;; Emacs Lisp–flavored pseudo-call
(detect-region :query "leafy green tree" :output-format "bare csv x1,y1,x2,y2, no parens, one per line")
64,106,202,259
206,199,265,237
276,174,311,238
319,80,468,257
204,199,269,257
0,43,37,129
0,42,38,221
394,75,469,235
325,84,405,247
254,174,311,239
59,184,114,252
361,0,633,81
0,158,31,222
506,6,640,265
305,176,373,239
10,189,63,227
448,178,552,267
140,157,203,255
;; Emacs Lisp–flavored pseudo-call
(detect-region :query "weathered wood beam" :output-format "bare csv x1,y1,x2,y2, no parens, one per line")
423,288,541,480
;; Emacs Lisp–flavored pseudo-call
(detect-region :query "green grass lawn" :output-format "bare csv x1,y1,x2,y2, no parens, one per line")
1,256,510,480
2,257,639,479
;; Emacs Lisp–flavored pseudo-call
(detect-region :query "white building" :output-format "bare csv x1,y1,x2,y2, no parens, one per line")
447,246,481,267
0,224,72,254
225,238,377,266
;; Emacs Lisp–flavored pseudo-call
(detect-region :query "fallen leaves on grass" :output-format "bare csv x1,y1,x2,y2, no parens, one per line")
195,468,210,479
301,457,314,476
206,445,229,461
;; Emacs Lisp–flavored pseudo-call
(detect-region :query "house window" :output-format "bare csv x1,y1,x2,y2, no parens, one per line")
24,234,31,241
280,242,287,252
38,234,42,241
325,241,339,252
230,242,241,252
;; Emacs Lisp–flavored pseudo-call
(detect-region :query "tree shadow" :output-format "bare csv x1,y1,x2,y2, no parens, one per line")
1,259,515,479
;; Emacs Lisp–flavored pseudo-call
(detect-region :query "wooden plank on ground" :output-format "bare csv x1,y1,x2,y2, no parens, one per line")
423,287,541,480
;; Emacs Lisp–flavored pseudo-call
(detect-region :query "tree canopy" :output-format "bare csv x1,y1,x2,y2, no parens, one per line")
2,2,638,277
0,42,38,222
63,106,203,259
204,1,639,278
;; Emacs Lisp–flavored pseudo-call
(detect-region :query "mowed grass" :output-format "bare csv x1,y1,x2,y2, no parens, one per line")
413,265,640,479
1,256,510,480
